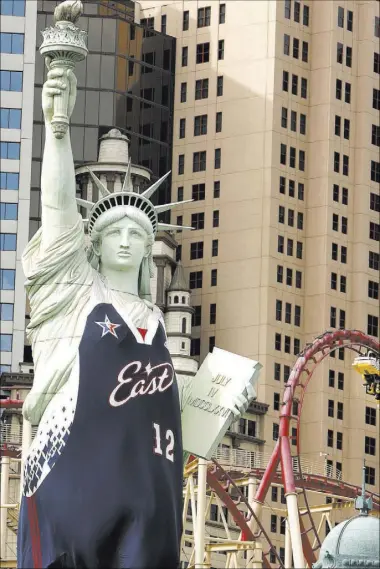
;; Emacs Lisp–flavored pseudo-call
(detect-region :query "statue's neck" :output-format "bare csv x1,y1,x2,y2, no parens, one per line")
99,265,139,297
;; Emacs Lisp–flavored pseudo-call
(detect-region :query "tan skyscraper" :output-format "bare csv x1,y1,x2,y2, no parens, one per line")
136,0,379,562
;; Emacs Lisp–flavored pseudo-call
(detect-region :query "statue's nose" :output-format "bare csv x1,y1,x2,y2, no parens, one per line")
120,232,130,248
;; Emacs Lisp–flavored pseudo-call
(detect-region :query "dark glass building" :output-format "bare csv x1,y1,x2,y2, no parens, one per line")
30,0,176,236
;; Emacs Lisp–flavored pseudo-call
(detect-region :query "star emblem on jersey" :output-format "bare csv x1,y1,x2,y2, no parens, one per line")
95,314,121,338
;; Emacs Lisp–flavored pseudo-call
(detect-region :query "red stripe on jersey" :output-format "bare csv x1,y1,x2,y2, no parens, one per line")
137,328,147,340
27,496,42,568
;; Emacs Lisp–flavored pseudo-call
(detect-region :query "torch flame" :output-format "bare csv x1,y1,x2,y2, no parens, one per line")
54,0,83,25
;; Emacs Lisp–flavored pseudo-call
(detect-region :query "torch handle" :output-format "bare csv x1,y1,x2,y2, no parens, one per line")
49,60,74,139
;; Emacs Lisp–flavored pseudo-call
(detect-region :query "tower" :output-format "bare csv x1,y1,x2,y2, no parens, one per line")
164,262,198,378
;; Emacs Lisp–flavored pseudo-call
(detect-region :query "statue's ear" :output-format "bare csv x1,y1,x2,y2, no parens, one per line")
92,239,101,257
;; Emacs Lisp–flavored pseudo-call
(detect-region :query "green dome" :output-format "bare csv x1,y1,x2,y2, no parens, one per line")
313,515,380,568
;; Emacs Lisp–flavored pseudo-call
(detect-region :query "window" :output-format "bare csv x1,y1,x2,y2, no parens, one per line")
334,152,340,173
333,184,339,202
302,41,308,62
275,333,282,351
341,216,348,234
336,79,342,100
371,160,380,183
0,269,15,290
368,280,379,300
332,214,339,231
332,243,338,261
284,34,290,55
178,154,184,175
197,6,211,28
303,5,309,26
294,338,300,355
374,53,380,74
176,216,183,232
211,268,217,286
176,245,181,262
190,241,204,260
217,76,223,97
179,118,186,139
276,300,282,321
338,6,344,27
338,372,344,390
328,400,335,417
295,270,302,288
0,70,22,92
341,246,347,264
335,116,341,136
330,306,337,327
0,142,20,160
329,370,335,388
192,184,205,201
195,79,209,100
284,335,291,353
0,32,24,54
365,466,376,486
218,40,224,60
0,108,21,129
273,392,280,412
373,89,380,110
0,303,13,321
346,46,352,67
183,10,189,31
285,303,291,324
180,82,187,103
282,71,289,91
280,144,287,165
340,275,347,293
191,213,204,230
190,338,201,356
337,402,344,420
181,46,188,67
345,83,351,103
290,147,296,168
219,3,226,24
0,233,16,251
294,305,301,327
369,251,380,270
297,213,303,231
300,114,306,135
209,336,215,352
366,406,376,426
284,365,291,383
278,235,284,253
214,149,221,169
278,206,285,224
370,222,380,241
327,429,334,447
372,125,380,147
299,150,305,171
216,112,222,133
0,203,17,220
140,17,154,30
273,424,279,442
1,0,25,16
212,239,218,257
193,151,206,172
286,268,293,286
337,43,343,63
214,181,220,198
0,333,12,351
375,16,380,38
189,271,203,289
272,486,278,502
347,10,353,31
210,303,216,325
279,177,286,194
290,111,297,133
194,115,207,136
213,210,220,227
368,314,378,337
274,363,281,381
277,265,283,283
365,436,376,456
336,432,343,450
196,43,210,64
293,38,299,59
342,187,348,205
301,77,307,98
331,272,337,290
294,1,300,22
281,107,288,129
284,0,291,19
288,209,294,227
192,306,202,327
161,14,166,34
291,74,298,95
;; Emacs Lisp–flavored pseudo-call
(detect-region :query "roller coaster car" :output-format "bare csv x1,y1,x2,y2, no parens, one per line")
352,355,380,400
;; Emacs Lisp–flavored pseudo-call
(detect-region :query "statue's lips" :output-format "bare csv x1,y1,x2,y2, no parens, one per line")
118,252,131,258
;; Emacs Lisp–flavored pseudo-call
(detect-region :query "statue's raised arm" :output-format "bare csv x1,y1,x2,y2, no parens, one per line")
40,67,78,249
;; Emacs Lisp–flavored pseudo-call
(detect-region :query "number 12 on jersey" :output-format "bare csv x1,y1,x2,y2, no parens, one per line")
153,423,174,462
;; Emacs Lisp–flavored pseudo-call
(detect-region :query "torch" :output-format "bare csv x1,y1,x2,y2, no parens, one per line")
39,0,88,139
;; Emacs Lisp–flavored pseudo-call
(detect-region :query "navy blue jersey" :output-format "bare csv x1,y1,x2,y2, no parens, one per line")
17,303,183,568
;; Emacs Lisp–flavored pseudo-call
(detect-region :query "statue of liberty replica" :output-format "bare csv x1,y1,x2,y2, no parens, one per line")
17,3,255,568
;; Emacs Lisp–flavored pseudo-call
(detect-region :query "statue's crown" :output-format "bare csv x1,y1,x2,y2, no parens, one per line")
77,161,193,235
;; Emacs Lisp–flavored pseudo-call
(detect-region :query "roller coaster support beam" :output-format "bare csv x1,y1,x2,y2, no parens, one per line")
0,456,10,561
194,458,208,568
20,418,32,502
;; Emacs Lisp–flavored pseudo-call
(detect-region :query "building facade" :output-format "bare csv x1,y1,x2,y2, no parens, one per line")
1,0,37,373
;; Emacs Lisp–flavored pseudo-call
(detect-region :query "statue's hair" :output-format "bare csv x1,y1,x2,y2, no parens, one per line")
86,205,155,300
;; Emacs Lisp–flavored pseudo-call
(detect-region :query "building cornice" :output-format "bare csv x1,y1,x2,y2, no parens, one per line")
164,305,194,315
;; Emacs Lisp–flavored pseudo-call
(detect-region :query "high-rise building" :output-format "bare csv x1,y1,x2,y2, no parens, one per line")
1,0,37,373
136,0,379,558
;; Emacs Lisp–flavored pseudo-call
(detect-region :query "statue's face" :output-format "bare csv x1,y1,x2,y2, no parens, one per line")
98,217,149,272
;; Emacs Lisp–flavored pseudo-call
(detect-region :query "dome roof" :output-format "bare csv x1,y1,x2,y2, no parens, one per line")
168,261,190,292
314,515,380,568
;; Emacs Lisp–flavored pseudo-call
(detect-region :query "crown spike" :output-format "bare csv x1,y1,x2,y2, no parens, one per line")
76,197,95,210
155,199,193,214
141,171,171,200
121,159,134,193
86,167,111,198
157,222,193,232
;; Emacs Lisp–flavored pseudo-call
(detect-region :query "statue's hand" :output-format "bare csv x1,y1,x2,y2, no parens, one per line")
42,66,77,125
227,382,256,420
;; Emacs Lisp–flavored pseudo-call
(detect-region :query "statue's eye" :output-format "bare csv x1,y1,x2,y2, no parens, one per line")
106,229,120,236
